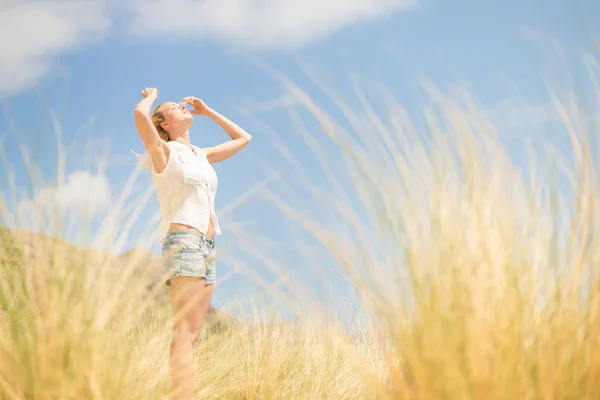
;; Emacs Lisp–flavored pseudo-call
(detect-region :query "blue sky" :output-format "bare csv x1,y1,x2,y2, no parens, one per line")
1,0,599,317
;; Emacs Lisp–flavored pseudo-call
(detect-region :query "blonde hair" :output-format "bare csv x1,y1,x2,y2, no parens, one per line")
151,103,170,142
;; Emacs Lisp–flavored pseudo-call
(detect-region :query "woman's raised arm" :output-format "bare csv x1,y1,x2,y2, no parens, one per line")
133,88,170,173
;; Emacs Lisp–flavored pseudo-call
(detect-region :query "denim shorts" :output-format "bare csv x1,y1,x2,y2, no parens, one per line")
161,230,216,286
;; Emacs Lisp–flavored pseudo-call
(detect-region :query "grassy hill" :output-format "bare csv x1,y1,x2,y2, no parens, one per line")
0,227,234,335
0,226,378,399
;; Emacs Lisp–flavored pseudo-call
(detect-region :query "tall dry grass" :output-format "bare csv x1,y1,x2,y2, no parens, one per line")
1,43,599,399
0,225,382,399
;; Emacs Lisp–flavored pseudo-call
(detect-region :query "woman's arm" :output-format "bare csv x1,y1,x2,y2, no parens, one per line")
134,88,170,172
183,96,252,164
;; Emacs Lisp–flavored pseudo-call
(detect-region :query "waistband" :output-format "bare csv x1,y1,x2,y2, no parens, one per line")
165,230,215,246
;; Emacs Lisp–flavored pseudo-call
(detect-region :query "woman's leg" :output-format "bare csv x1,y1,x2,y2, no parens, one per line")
168,276,214,399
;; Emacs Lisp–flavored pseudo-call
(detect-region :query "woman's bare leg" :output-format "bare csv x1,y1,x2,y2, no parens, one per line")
169,276,214,399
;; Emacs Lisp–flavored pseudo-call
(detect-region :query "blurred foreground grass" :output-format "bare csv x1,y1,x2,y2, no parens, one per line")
1,46,599,399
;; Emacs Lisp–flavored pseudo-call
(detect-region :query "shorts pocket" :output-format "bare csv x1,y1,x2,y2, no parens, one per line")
205,248,216,263
161,239,177,256
179,250,208,275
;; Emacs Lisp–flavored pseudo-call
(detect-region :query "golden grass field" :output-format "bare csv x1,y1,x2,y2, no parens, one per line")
1,44,599,399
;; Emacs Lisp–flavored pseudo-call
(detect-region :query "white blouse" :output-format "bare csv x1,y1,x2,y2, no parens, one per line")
135,140,220,240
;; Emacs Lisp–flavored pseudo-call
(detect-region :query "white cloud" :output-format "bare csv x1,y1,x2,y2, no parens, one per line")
0,0,417,97
15,170,111,230
125,0,418,49
0,0,111,97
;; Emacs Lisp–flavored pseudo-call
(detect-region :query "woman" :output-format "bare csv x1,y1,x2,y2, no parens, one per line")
133,87,251,399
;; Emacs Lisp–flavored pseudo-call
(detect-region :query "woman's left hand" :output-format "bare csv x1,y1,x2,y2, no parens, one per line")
183,96,211,116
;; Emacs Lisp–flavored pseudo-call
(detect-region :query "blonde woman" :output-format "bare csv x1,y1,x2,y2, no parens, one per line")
133,87,251,399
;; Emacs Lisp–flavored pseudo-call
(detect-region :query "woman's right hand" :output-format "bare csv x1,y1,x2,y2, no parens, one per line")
141,87,159,99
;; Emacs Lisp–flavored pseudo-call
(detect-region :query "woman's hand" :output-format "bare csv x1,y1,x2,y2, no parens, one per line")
141,87,159,99
183,96,211,116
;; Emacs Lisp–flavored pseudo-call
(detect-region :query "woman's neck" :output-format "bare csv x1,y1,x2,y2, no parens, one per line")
171,130,191,147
